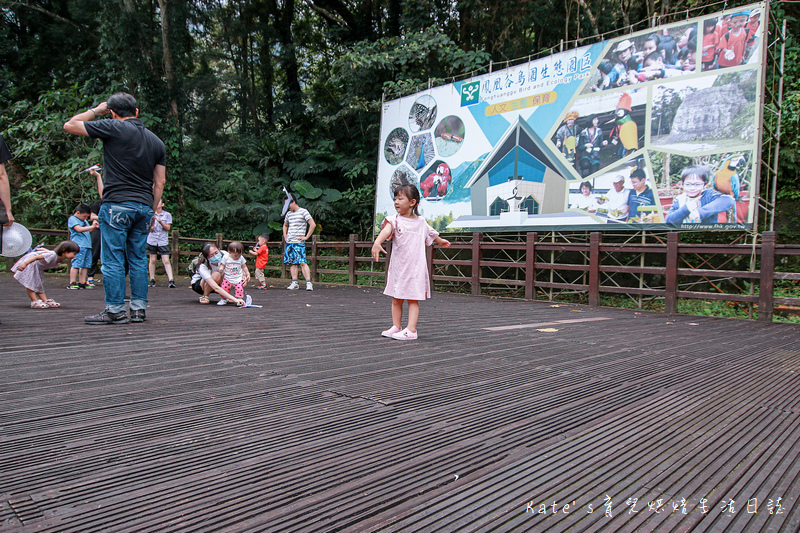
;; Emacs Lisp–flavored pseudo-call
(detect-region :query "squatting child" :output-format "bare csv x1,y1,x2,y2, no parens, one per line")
217,241,250,305
371,184,451,340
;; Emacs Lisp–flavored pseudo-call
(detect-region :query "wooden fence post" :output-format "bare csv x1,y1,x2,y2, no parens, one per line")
665,232,680,314
312,235,319,282
348,234,356,285
471,232,482,296
279,239,288,279
758,231,776,322
215,233,223,250
588,232,601,306
170,229,180,273
525,232,536,300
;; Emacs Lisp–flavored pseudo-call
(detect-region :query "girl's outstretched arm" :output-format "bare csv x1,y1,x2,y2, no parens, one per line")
16,254,45,271
434,236,451,248
371,222,393,261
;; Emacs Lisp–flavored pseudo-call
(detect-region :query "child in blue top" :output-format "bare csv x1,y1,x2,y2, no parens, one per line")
67,202,98,289
665,165,735,224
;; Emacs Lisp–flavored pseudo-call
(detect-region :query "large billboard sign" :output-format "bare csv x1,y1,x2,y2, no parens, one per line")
375,3,765,232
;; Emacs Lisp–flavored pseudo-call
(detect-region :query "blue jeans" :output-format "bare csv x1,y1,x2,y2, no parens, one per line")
98,202,153,313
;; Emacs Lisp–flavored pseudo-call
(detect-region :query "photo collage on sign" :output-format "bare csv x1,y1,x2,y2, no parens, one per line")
383,96,466,205
375,2,763,232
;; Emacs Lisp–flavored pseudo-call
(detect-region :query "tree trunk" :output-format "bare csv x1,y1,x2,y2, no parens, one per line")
157,0,179,119
118,0,156,72
576,0,600,38
620,0,631,29
277,0,302,111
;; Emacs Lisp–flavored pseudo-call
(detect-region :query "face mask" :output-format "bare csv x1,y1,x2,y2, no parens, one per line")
209,252,222,264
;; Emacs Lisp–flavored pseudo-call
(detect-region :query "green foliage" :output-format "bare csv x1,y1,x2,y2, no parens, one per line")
2,0,799,248
335,26,491,98
770,9,800,242
4,82,104,227
429,212,455,233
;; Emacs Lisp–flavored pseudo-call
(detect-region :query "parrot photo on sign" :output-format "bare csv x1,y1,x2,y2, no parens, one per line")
714,154,746,222
420,163,452,200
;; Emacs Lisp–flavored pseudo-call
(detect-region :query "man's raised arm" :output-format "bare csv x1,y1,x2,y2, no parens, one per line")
64,102,110,136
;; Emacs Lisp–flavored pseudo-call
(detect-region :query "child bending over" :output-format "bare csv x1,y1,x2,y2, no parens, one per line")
13,241,79,308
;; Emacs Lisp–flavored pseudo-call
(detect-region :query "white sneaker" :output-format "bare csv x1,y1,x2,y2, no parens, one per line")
382,325,401,338
287,281,299,290
306,282,313,291
392,328,418,340
217,299,228,306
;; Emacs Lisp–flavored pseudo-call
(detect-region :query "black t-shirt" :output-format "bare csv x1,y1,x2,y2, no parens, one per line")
0,134,12,164
84,118,166,206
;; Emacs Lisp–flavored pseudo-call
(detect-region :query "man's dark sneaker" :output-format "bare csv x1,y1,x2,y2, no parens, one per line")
67,282,81,289
84,310,130,325
149,279,156,287
130,309,146,323
79,283,92,289
168,280,176,288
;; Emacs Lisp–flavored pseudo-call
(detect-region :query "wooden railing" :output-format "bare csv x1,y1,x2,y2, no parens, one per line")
7,229,799,322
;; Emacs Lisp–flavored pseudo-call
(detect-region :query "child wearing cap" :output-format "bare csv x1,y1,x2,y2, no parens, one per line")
717,11,750,68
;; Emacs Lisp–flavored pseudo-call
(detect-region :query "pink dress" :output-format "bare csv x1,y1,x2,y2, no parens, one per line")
382,214,439,301
12,250,59,293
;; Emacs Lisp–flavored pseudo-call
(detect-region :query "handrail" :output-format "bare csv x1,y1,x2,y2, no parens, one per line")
7,229,798,322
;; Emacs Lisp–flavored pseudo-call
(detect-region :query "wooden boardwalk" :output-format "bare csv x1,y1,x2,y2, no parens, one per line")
1,272,799,532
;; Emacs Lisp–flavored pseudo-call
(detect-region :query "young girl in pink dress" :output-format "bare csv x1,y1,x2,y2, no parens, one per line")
12,241,79,308
372,184,451,340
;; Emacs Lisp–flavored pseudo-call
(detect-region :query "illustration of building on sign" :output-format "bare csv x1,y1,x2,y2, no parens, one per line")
449,116,588,228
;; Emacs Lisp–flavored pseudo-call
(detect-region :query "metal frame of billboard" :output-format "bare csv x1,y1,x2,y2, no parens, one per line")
374,2,778,236
759,3,786,233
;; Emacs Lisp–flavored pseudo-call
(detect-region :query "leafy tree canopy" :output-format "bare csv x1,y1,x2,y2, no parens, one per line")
1,0,798,242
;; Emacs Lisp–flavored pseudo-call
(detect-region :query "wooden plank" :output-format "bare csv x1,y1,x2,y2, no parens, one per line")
1,275,799,532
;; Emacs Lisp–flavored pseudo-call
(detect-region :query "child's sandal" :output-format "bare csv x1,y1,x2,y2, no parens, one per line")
199,295,210,304
30,300,49,309
44,299,60,308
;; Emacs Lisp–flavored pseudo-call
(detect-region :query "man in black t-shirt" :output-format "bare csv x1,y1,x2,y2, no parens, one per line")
0,134,13,226
64,93,166,325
